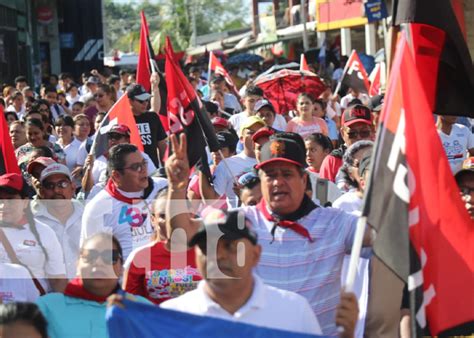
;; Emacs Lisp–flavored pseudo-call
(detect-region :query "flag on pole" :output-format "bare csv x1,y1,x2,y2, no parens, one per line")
136,11,152,92
208,52,240,97
106,298,324,338
89,94,144,158
0,105,20,175
392,0,474,116
300,54,310,72
369,63,381,96
363,33,474,336
165,37,220,179
340,50,370,94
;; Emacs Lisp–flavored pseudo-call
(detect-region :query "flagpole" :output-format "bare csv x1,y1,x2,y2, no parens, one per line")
333,49,354,97
344,216,367,291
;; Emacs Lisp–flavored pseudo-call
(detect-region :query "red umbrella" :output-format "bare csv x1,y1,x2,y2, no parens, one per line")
254,69,327,115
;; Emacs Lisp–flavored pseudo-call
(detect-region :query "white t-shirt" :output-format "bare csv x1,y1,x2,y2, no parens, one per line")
33,200,84,279
91,151,157,184
212,152,257,208
0,263,40,303
228,111,249,133
438,123,474,173
6,105,26,120
340,93,370,109
58,138,82,173
272,114,287,131
332,191,363,214
81,177,168,259
161,275,322,335
0,223,66,290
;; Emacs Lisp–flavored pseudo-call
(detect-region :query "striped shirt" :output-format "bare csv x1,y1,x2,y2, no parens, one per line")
242,206,358,336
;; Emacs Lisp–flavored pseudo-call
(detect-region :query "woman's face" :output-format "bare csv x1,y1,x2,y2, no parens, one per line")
69,86,79,97
312,103,325,118
297,96,314,116
151,197,167,242
26,125,46,147
0,190,27,225
94,114,104,131
6,114,17,125
95,89,110,106
56,124,73,140
38,104,51,121
78,236,122,291
305,140,329,171
74,118,91,139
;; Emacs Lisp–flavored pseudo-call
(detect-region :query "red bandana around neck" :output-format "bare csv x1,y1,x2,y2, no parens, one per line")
105,179,141,204
256,199,314,242
64,277,119,303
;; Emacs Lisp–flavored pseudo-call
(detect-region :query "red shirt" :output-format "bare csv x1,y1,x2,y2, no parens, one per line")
124,241,202,304
319,155,343,182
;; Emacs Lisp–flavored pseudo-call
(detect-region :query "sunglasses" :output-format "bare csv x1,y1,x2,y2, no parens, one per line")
134,98,149,104
346,129,372,140
121,160,147,173
108,133,126,141
81,249,122,264
42,180,71,190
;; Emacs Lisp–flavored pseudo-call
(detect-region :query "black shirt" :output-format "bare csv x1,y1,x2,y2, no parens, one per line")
134,112,167,167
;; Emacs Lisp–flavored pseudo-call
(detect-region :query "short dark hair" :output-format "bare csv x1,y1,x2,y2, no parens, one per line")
81,232,123,262
304,133,333,152
244,85,263,97
108,75,120,85
107,143,138,173
43,85,57,95
26,118,45,131
0,303,48,338
14,75,27,84
4,111,18,121
54,115,75,128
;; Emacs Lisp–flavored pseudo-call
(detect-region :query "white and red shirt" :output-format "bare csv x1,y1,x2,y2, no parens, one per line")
81,177,168,259
124,241,201,304
438,123,474,173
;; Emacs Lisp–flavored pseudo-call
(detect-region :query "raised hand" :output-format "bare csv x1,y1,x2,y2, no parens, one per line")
336,291,359,338
165,134,190,190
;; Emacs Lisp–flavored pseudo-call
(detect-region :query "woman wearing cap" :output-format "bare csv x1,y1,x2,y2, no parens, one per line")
0,173,67,294
286,93,329,139
123,188,202,304
36,232,149,338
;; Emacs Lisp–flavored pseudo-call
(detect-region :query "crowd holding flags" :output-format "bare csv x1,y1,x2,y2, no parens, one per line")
208,51,240,97
338,50,370,94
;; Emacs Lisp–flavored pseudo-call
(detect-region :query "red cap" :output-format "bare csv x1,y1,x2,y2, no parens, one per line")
211,117,229,128
27,157,57,175
0,173,24,193
251,127,276,143
107,124,131,136
341,104,372,127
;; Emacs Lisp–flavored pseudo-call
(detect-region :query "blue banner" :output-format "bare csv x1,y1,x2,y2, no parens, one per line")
106,299,327,338
364,0,388,23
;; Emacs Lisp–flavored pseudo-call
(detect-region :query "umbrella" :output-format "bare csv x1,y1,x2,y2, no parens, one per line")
254,69,327,115
255,62,300,81
226,53,263,65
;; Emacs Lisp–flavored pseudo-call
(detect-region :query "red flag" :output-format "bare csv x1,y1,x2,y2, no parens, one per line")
368,63,381,96
0,105,20,175
300,54,310,72
365,34,474,335
341,50,370,93
136,11,152,92
208,52,239,96
90,95,144,158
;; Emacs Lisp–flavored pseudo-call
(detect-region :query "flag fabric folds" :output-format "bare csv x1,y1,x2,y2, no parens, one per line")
300,54,310,72
136,11,152,92
0,105,20,175
368,63,381,96
392,0,474,117
89,94,144,158
340,50,370,94
106,298,323,338
363,34,474,335
208,52,239,96
164,37,220,179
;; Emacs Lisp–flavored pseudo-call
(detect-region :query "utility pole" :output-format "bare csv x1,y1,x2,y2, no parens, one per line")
301,0,309,51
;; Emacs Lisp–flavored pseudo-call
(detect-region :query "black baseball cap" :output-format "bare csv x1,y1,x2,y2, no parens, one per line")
188,209,258,247
126,84,152,101
255,136,306,169
216,131,237,148
341,104,372,127
369,95,384,113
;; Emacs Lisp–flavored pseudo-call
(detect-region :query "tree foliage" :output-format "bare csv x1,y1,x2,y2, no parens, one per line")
104,0,249,52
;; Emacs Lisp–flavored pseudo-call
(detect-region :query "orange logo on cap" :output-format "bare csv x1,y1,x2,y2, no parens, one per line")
270,140,285,156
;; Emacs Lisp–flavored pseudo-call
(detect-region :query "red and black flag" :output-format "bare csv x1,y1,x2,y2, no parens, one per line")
208,52,240,98
363,34,474,336
0,105,20,175
136,11,153,92
392,0,474,116
340,50,370,94
89,94,144,158
164,37,220,179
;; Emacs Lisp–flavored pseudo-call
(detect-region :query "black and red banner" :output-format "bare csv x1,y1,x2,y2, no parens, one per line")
340,50,370,94
0,105,20,175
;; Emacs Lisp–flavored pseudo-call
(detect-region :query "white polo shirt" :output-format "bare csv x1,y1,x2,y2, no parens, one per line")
33,200,84,278
0,263,40,303
161,275,322,335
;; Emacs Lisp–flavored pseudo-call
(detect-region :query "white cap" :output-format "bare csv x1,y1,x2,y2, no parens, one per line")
40,163,72,182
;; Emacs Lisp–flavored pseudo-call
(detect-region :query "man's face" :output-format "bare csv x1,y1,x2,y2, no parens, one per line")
16,81,27,91
113,151,149,192
259,162,307,215
9,124,27,149
243,95,261,113
341,122,374,146
256,108,275,127
211,81,225,92
241,123,264,156
72,104,83,116
240,185,262,206
211,147,231,165
440,115,457,125
107,133,130,150
44,91,57,105
40,174,75,206
130,98,149,115
196,237,261,291
457,173,474,220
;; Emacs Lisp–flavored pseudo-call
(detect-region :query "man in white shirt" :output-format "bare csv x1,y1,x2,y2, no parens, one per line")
228,86,263,133
81,144,167,259
161,209,326,335
340,88,370,109
201,116,265,208
208,76,242,114
33,163,82,278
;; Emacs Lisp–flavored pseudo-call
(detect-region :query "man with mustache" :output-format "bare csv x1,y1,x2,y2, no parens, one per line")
33,163,82,279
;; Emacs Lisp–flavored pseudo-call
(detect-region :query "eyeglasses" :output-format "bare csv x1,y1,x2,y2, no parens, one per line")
134,98,149,104
346,129,372,140
42,180,71,190
121,160,147,173
81,249,122,264
108,133,126,141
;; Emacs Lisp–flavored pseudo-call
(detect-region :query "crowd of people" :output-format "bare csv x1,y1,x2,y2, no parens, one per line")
0,57,473,338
